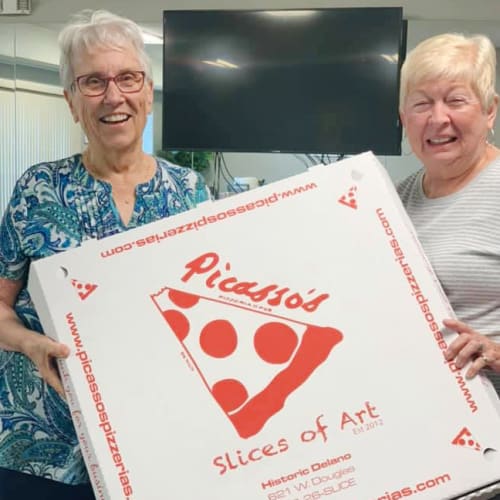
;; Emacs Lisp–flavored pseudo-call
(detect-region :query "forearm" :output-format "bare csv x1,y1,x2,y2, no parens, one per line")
0,298,70,396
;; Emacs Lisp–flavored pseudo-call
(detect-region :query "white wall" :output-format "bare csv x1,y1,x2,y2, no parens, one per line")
0,80,83,216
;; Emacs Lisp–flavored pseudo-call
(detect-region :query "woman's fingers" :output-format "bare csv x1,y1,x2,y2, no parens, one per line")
24,333,70,396
443,318,499,378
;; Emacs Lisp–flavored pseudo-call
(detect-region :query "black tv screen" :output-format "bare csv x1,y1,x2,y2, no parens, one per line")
162,8,406,155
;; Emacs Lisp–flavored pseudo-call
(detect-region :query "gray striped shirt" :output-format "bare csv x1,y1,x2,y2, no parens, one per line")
397,156,500,392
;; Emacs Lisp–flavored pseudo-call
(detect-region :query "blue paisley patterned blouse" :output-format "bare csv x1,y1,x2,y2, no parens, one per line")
0,153,210,484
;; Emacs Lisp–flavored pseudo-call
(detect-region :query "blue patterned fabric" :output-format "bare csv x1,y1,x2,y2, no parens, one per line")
0,153,210,484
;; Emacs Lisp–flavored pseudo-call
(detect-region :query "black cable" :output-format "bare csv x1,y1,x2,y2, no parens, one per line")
220,154,246,193
212,152,223,199
294,154,311,170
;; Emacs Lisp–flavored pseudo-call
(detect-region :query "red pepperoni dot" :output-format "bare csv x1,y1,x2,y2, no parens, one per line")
200,319,237,358
162,309,190,341
212,378,248,412
254,322,298,364
85,284,93,290
168,289,200,309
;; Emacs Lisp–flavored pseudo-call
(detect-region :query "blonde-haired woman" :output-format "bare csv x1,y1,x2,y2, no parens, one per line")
398,34,500,402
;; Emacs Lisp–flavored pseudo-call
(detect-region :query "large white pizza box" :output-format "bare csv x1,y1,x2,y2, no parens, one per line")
28,152,500,500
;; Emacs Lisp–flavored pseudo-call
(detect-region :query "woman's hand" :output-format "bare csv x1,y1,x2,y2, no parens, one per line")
443,318,500,378
21,331,70,398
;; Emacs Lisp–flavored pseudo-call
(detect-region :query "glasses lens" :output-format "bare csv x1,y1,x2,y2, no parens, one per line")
116,72,144,92
79,75,106,96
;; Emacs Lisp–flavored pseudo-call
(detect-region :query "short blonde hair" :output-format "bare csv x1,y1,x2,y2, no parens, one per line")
58,9,153,91
399,33,497,111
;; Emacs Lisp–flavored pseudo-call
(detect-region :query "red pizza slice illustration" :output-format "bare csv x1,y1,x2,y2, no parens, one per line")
151,287,343,438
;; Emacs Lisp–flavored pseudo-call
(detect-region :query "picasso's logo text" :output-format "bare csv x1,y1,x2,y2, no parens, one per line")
181,252,329,313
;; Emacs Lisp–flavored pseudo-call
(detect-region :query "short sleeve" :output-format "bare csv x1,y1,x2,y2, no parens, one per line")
0,159,83,282
0,180,30,281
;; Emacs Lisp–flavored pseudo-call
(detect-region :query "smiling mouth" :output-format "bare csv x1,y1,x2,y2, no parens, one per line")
427,137,457,146
100,114,130,124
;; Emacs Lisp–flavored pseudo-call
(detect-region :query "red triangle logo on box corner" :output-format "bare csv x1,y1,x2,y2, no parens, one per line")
71,278,98,301
451,426,481,451
338,185,358,209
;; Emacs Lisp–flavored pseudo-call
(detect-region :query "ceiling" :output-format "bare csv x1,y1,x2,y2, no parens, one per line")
2,0,500,24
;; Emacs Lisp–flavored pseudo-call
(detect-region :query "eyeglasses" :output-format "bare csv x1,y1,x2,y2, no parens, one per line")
73,70,146,97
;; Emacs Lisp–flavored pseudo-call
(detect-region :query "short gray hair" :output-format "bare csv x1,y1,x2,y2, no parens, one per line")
58,9,153,91
400,33,497,112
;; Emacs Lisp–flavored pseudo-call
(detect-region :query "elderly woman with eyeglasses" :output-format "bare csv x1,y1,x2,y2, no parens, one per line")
0,9,209,500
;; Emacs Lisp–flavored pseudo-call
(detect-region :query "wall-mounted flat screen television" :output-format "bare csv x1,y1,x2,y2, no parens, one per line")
162,8,406,155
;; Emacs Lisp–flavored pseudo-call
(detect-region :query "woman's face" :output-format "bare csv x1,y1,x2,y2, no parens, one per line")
64,45,153,156
400,79,497,175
